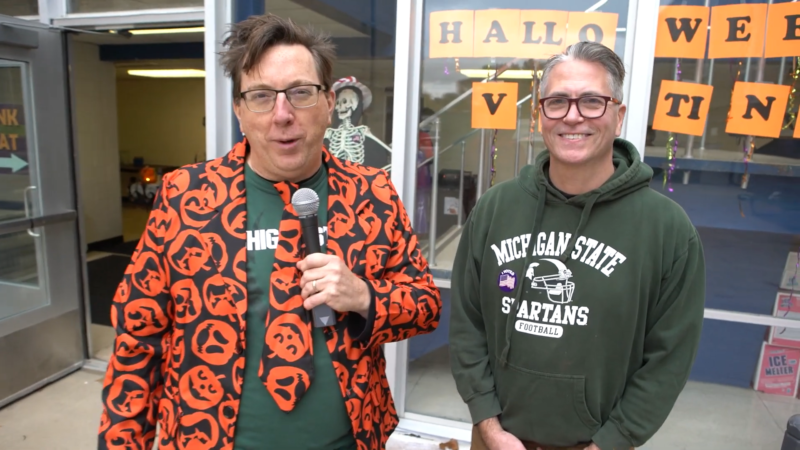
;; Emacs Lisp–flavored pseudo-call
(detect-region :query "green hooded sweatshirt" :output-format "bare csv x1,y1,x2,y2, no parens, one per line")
449,138,705,450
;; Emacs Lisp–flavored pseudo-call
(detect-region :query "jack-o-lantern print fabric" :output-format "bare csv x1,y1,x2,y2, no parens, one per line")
99,140,442,450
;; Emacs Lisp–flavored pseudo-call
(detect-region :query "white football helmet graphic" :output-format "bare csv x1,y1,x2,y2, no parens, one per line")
525,258,575,304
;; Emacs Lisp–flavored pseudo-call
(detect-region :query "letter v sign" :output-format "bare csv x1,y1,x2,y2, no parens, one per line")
482,93,507,114
472,82,518,130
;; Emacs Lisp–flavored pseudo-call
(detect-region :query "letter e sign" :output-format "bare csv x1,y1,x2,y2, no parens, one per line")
765,2,800,58
472,82,518,130
652,80,714,136
726,82,790,138
708,4,767,59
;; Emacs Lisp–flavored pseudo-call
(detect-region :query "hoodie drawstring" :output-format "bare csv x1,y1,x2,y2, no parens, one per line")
498,189,600,366
559,193,599,263
499,182,548,366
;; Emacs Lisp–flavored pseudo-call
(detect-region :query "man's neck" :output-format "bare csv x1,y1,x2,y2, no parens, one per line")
548,156,615,196
247,152,321,184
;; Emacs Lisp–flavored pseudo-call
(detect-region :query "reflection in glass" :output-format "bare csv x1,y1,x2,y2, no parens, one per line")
0,230,46,321
0,0,37,16
0,64,32,222
69,0,201,13
0,231,38,286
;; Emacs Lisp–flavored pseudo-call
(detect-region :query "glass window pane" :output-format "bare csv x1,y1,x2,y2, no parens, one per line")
0,0,38,17
69,0,202,14
646,0,800,316
0,63,36,222
408,0,633,422
0,230,47,320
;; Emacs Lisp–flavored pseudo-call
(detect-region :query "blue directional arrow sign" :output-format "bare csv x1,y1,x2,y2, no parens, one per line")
0,153,28,173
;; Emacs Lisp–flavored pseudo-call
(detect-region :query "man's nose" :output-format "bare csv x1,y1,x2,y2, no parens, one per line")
563,101,584,124
272,93,294,124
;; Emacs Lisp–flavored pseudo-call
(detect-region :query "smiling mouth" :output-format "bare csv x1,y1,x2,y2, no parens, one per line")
560,133,591,139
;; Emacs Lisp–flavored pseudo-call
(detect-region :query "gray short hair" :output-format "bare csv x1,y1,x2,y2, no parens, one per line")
539,41,625,102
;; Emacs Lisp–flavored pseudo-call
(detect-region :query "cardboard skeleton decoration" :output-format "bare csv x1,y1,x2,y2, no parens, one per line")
324,76,392,170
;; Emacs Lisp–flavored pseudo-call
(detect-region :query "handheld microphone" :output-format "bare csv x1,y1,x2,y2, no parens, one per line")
291,188,335,328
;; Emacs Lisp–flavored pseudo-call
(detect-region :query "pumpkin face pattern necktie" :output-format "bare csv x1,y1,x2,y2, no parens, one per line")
260,181,315,412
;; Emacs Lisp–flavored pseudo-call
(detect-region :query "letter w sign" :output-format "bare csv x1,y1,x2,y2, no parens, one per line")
472,82,518,130
655,5,710,58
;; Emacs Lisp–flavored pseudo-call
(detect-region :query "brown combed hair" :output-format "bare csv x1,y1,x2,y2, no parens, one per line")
220,13,336,102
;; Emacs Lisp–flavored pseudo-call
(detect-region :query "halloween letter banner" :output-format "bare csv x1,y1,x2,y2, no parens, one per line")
653,80,714,137
472,82,518,130
708,4,767,59
655,6,710,59
519,10,568,60
726,82,790,138
565,12,618,52
765,2,800,58
474,9,521,58
428,9,616,58
429,10,475,58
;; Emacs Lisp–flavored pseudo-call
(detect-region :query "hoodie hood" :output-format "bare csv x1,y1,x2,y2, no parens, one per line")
498,138,652,365
518,137,653,206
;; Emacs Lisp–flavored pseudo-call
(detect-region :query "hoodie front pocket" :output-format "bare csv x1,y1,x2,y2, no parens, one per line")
495,362,600,446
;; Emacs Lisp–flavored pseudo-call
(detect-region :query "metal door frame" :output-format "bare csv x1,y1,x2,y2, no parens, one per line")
0,15,87,409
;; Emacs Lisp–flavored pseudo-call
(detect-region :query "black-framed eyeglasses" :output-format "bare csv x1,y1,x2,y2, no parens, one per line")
239,84,325,113
538,96,621,120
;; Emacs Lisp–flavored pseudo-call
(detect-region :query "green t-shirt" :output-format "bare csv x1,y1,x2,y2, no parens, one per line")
233,162,356,450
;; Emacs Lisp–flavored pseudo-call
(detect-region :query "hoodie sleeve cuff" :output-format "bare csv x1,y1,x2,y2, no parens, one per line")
466,391,502,425
592,418,634,450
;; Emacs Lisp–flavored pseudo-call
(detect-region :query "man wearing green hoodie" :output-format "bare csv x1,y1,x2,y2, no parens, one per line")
449,42,706,450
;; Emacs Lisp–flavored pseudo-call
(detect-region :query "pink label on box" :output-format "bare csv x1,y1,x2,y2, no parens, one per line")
770,293,800,349
754,343,800,396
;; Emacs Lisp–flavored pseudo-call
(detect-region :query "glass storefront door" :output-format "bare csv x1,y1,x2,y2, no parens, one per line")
0,16,85,408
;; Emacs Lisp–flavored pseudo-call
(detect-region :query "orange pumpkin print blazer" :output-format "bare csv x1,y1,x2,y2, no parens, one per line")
98,141,442,450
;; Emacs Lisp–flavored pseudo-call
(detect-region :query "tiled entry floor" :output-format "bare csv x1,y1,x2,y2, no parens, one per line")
0,369,459,450
405,346,800,450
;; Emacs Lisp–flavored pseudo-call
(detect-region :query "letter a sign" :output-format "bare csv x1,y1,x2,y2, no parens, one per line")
472,82,518,130
726,82,790,138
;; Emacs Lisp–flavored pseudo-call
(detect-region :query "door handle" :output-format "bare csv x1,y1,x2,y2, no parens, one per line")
23,185,39,237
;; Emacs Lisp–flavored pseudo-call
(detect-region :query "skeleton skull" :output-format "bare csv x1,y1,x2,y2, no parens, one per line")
336,89,359,121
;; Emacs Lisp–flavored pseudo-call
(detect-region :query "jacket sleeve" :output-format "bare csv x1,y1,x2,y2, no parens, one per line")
354,173,442,347
448,213,502,425
98,181,174,450
592,231,706,450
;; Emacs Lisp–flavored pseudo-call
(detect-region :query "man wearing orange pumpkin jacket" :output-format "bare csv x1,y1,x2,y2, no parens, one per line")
97,13,441,450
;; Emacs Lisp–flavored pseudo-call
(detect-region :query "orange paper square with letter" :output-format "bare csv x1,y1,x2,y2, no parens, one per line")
726,81,790,138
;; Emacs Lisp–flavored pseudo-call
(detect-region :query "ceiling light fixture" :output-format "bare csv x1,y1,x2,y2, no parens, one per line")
128,69,206,78
460,69,542,80
128,26,205,35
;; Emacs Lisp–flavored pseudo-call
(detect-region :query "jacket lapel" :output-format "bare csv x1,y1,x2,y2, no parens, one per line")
197,141,249,331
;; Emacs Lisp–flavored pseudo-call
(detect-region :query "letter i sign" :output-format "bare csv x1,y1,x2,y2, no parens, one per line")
472,82,518,130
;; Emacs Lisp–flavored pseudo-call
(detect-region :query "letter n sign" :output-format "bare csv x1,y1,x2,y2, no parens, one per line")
652,81,714,136
726,82,790,138
472,82,518,130
655,6,709,59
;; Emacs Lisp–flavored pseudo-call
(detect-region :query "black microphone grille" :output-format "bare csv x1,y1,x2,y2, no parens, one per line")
291,188,320,216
